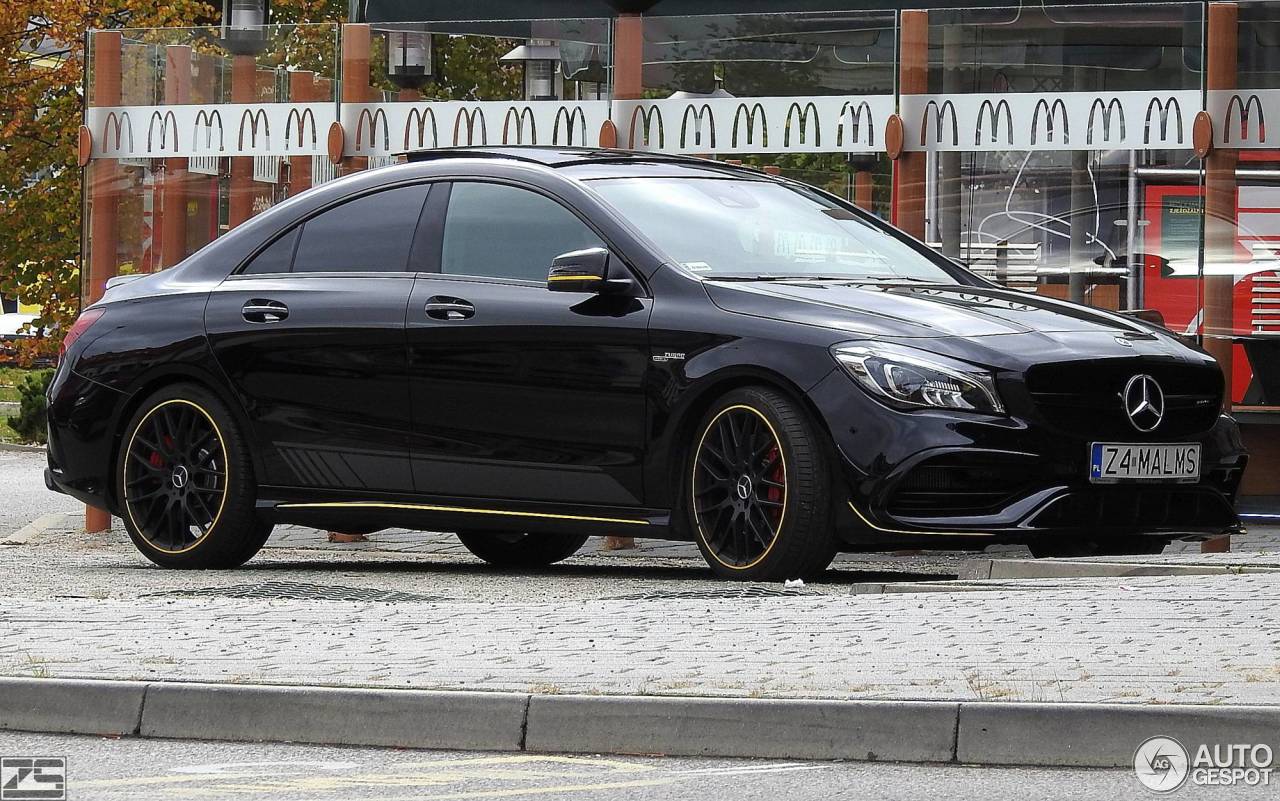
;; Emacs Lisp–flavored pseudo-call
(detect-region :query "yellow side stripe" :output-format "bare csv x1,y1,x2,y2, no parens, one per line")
847,501,993,537
277,501,649,526
548,274,601,281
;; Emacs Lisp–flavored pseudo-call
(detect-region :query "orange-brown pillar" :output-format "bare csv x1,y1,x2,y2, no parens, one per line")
228,55,256,228
341,24,371,175
894,10,928,240
604,12,644,550
85,31,123,533
1202,3,1239,554
288,71,316,196
1204,3,1237,398
855,170,874,212
159,45,191,270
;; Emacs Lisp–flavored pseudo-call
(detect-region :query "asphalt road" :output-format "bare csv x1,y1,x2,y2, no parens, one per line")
4,731,1268,801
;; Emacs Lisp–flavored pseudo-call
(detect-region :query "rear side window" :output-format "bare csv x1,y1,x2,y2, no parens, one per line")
243,228,299,275
289,184,431,273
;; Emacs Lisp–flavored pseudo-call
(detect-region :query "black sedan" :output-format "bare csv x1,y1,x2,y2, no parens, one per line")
47,147,1247,580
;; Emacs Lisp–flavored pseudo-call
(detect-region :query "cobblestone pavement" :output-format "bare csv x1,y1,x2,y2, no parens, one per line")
3,450,1279,706
2,519,1279,705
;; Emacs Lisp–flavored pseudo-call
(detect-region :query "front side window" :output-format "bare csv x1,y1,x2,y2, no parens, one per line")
290,184,431,273
590,177,959,284
441,182,604,282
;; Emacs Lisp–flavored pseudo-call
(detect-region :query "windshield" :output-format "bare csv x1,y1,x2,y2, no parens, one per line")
589,176,960,283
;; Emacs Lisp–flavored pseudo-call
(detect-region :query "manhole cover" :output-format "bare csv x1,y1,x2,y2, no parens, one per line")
146,580,442,603
605,586,809,601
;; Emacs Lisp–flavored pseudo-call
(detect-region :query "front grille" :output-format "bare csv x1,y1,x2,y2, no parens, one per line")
888,452,1059,518
1028,488,1236,531
1024,358,1222,439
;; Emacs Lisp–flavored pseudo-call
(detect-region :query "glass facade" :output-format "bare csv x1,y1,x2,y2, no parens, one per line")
80,2,1280,506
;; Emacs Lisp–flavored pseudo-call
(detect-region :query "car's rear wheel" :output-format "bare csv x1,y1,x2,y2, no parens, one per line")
118,383,270,569
456,531,589,567
686,386,838,581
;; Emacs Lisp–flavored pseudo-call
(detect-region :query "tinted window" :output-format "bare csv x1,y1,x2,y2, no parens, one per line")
441,183,603,281
243,228,299,275
292,184,430,273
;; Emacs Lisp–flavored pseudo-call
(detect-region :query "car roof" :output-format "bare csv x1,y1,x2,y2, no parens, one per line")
403,146,771,180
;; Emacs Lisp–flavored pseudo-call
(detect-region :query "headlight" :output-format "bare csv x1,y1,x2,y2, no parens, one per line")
831,342,1005,414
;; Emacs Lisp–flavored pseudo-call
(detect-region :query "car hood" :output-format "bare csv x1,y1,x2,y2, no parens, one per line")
703,279,1205,370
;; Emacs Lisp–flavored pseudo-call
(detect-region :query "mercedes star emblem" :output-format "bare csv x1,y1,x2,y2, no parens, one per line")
1123,374,1165,433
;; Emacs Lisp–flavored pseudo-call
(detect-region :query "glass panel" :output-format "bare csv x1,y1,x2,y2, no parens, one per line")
83,23,341,300
441,183,604,281
349,19,613,167
293,184,430,273
638,10,897,217
918,3,1204,319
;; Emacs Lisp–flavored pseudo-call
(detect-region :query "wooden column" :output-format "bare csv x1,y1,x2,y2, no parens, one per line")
1201,3,1240,555
855,169,874,212
613,14,644,101
341,24,371,175
159,45,191,270
1204,2,1238,399
894,10,929,240
84,31,123,534
228,55,256,228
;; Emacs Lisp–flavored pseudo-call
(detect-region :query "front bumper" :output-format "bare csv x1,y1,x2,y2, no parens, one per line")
807,370,1248,546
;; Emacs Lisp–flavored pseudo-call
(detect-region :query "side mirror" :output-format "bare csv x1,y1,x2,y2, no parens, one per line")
547,247,632,294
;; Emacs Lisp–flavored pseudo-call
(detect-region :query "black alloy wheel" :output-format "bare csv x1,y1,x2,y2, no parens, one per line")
119,384,270,568
123,399,227,552
689,386,838,580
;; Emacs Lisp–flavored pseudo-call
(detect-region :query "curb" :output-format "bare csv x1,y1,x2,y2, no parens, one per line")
960,557,1280,580
3,677,1279,767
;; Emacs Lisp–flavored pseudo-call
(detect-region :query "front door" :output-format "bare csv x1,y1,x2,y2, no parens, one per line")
205,183,433,493
406,181,651,507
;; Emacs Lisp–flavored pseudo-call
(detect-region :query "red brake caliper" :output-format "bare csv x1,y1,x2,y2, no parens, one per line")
765,445,784,527
148,435,174,469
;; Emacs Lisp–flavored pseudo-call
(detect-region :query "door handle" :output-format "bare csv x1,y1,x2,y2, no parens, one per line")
242,299,289,323
425,296,475,321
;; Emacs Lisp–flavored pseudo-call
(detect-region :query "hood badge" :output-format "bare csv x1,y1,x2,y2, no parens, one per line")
1115,336,1134,348
1123,374,1165,433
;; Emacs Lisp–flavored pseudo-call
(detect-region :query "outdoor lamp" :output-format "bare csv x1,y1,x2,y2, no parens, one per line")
221,0,270,56
387,29,433,89
568,46,608,100
500,39,562,101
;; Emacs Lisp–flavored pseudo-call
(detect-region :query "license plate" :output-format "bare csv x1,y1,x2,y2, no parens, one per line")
1089,443,1201,483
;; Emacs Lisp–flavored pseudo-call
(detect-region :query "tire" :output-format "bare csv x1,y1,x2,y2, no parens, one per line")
456,531,590,567
117,383,271,568
1028,537,1169,558
685,386,838,581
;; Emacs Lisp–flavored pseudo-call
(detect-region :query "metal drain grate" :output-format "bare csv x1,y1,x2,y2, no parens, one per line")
146,580,443,603
605,585,809,601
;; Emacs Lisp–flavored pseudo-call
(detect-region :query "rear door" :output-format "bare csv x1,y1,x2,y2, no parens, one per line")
205,182,433,494
406,180,652,507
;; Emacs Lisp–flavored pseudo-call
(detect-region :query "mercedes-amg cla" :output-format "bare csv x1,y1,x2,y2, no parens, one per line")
47,148,1247,580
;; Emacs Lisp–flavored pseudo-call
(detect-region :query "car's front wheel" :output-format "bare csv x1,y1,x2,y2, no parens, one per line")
117,383,270,568
686,386,838,581
456,531,590,567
